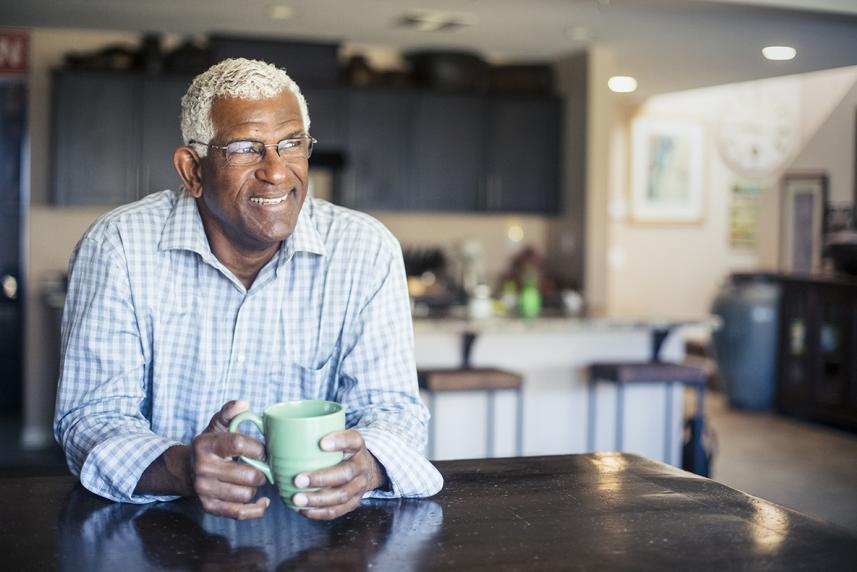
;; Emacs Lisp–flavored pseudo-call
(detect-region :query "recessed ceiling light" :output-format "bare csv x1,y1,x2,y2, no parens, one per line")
268,5,295,20
396,10,477,33
608,76,637,93
566,26,590,42
762,46,796,61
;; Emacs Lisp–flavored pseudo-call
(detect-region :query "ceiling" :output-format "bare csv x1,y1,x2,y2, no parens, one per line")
3,0,857,98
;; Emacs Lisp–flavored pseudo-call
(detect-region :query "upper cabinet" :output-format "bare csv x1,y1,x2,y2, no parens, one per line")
52,71,143,205
52,71,193,205
339,88,414,211
485,96,561,213
411,93,483,212
339,89,562,214
141,74,192,195
51,70,564,213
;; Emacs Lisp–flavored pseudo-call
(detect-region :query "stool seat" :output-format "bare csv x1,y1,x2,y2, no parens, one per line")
417,367,524,459
418,368,524,392
589,362,706,386
587,360,707,473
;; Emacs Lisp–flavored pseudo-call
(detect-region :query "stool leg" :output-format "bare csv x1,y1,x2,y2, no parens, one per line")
587,378,596,452
515,387,524,456
695,384,705,419
616,384,625,452
486,390,495,458
427,391,436,460
664,382,674,466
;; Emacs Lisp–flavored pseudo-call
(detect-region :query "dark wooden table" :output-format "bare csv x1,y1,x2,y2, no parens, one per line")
1,453,854,570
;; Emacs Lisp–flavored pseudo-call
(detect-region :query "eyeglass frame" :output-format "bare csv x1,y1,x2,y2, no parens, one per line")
188,134,318,165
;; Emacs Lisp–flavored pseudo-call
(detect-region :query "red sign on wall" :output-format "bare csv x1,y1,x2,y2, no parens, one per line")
0,30,29,74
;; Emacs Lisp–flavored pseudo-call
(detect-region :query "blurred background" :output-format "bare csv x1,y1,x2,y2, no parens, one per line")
0,0,855,531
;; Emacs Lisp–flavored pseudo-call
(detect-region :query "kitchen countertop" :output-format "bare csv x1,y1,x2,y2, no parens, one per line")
413,312,719,335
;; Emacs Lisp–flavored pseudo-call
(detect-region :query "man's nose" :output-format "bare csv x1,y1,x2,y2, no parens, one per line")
254,151,294,184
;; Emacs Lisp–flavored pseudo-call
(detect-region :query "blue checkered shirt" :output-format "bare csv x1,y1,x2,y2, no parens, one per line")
54,189,443,504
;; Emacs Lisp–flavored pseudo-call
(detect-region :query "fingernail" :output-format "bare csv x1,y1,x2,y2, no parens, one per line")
320,437,334,450
292,493,308,507
294,474,310,488
263,497,271,508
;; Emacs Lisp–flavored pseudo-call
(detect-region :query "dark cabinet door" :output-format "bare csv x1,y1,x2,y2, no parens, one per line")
141,75,192,196
302,87,342,151
486,96,561,213
339,88,414,210
412,93,483,212
52,71,142,205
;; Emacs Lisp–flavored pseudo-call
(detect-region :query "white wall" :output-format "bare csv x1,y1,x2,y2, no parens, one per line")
590,65,857,320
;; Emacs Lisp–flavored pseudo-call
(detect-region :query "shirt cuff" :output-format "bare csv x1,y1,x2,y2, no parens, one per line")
79,433,183,504
356,425,443,499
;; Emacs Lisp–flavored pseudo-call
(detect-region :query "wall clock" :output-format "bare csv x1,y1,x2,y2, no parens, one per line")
716,89,798,178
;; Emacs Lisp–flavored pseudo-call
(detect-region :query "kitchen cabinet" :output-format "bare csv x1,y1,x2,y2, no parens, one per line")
51,70,564,213
775,274,857,430
302,87,343,151
141,74,192,194
52,71,142,205
339,88,414,210
412,93,483,212
485,96,561,213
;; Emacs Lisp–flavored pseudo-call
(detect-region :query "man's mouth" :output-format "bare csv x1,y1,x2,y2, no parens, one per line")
248,189,296,206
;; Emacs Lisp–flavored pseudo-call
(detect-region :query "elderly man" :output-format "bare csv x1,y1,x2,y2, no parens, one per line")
54,58,442,520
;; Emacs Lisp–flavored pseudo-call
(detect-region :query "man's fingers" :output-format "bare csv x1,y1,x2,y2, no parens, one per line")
206,399,249,433
318,429,364,453
301,494,363,521
211,431,266,461
293,470,366,510
195,455,267,488
296,456,360,490
194,478,260,503
198,496,270,520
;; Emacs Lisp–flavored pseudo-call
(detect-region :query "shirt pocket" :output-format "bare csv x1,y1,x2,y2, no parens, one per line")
268,356,336,404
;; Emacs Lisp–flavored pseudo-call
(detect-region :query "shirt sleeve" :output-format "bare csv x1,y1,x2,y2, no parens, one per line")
336,235,443,499
53,233,181,504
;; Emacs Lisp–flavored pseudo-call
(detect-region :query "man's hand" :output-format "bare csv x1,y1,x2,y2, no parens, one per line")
190,399,270,520
290,429,387,521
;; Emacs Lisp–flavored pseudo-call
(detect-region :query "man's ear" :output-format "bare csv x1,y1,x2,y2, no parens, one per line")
174,146,203,198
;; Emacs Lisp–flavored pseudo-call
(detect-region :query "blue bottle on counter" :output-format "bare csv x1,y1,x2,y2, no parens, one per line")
711,274,781,410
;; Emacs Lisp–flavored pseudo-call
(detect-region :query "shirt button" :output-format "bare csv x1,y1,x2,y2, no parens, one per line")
237,354,246,364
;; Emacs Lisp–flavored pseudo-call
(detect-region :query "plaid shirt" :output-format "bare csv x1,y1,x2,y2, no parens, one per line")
54,189,442,503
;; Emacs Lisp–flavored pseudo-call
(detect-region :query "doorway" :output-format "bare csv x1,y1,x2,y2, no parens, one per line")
0,79,27,416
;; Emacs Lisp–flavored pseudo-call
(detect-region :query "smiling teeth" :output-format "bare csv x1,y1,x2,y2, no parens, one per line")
249,195,287,205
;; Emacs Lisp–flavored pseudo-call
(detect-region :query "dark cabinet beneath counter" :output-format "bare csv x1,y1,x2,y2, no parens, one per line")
775,275,857,431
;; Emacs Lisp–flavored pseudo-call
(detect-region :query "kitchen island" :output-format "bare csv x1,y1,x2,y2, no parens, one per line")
414,314,713,464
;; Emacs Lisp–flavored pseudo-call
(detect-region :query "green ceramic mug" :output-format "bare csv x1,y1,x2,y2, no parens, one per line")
228,400,346,507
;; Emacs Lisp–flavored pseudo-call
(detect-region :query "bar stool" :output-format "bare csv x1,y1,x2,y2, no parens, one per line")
586,361,707,471
418,367,524,459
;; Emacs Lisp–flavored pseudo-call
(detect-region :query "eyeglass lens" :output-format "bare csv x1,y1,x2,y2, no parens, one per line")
224,137,314,165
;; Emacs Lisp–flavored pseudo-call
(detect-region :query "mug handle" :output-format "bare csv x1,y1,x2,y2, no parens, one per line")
228,411,274,484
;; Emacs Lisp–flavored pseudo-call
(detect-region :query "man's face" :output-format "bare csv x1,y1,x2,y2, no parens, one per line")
196,91,309,253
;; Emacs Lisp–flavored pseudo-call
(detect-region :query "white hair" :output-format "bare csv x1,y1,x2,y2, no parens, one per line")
180,57,311,157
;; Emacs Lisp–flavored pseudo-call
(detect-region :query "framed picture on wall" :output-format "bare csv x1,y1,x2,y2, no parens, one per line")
630,116,706,223
779,172,828,274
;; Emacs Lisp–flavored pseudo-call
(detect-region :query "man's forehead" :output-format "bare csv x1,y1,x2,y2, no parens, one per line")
211,91,303,133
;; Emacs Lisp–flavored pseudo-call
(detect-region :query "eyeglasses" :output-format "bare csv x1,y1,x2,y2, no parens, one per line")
189,135,317,166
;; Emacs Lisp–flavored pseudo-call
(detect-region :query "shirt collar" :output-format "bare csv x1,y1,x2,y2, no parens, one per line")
158,190,327,260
